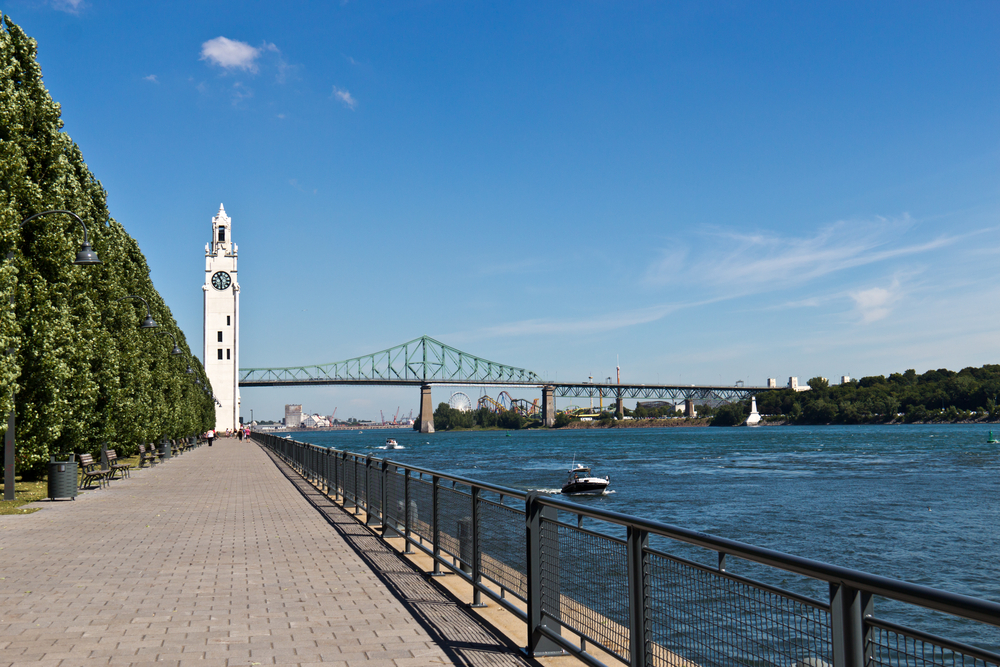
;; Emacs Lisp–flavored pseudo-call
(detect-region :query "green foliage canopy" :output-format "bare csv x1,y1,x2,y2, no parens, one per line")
0,13,214,477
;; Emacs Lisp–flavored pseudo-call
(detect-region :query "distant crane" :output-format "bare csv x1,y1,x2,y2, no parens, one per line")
330,407,337,423
380,410,385,425
393,406,400,424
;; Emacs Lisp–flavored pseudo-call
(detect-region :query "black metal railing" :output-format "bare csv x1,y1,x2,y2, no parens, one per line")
251,432,1000,667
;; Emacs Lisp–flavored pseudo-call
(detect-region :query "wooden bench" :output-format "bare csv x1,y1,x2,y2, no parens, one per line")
105,449,130,479
137,443,159,468
78,453,110,490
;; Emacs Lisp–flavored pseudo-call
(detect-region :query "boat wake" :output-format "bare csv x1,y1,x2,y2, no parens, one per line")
376,445,405,450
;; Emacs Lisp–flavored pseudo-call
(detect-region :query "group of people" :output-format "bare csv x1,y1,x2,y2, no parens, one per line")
203,426,251,446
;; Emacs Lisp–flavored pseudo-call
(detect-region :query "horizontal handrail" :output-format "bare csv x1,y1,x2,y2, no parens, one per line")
534,492,1000,626
252,431,1000,667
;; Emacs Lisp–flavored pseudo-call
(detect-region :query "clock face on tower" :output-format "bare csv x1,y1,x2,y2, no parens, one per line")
211,271,232,291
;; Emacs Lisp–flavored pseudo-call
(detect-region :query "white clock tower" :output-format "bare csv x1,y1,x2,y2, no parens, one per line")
203,204,240,431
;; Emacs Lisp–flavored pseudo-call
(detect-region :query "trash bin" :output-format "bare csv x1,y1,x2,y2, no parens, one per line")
159,439,172,460
48,454,78,501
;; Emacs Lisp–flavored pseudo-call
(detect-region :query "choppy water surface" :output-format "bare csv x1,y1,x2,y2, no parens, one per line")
292,424,1000,648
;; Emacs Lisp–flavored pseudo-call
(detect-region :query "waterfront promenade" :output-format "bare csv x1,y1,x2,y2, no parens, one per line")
0,438,540,666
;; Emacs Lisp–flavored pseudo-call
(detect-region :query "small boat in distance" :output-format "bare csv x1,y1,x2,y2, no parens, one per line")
561,464,610,496
385,438,402,450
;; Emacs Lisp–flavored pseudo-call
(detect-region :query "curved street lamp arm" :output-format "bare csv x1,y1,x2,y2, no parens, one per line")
156,330,177,345
114,295,158,329
20,209,91,242
156,330,183,355
17,209,101,265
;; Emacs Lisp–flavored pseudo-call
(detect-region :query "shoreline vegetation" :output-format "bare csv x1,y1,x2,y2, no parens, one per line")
429,365,1000,430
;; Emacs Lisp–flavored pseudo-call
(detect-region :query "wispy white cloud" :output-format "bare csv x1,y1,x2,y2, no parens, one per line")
143,74,158,84
443,300,712,343
850,279,901,323
201,37,262,72
51,0,84,14
332,86,357,110
230,81,253,105
643,217,962,297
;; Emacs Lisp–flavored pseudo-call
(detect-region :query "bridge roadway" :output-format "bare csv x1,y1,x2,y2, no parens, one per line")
237,336,778,432
0,438,553,666
239,377,776,433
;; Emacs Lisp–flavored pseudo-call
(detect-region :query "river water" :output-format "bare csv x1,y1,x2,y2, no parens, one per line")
290,423,1000,651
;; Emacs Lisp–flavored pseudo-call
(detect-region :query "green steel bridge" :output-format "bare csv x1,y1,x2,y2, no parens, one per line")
239,335,777,431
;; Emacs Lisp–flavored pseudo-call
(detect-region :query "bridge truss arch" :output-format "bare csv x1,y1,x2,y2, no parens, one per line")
239,335,542,387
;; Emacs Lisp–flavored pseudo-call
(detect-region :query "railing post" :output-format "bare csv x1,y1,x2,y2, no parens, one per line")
525,492,563,657
628,525,651,667
830,583,873,667
470,486,486,608
431,475,444,575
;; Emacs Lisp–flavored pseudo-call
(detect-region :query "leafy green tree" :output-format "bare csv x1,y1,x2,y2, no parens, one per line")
711,402,748,426
0,13,213,477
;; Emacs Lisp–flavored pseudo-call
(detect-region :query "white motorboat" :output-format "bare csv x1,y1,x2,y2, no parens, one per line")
385,438,402,450
561,464,610,495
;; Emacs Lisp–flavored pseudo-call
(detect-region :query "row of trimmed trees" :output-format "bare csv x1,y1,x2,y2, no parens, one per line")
1,14,214,479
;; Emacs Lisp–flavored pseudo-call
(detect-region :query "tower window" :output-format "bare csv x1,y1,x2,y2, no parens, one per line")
217,331,223,342
227,316,231,326
227,349,231,360
217,349,223,360
218,228,226,242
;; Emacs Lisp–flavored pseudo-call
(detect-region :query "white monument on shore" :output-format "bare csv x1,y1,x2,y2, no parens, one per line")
203,204,241,431
745,395,761,426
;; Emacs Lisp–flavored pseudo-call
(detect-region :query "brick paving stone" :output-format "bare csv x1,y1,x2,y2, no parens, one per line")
0,438,537,666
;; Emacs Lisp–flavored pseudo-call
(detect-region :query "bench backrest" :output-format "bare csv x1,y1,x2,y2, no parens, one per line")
106,450,118,462
79,453,95,466
138,444,147,453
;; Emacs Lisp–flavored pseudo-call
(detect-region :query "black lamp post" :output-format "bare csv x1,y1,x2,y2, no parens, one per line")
156,330,183,356
114,295,158,329
4,210,102,501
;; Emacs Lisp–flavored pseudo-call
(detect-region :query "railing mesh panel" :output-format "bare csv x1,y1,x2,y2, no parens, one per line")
437,484,473,566
368,464,382,520
384,469,405,532
478,497,527,601
409,477,434,544
334,455,345,497
648,551,832,667
544,521,630,662
871,624,1000,667
342,457,356,504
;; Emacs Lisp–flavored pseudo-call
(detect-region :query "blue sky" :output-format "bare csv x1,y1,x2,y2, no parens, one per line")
7,1,999,421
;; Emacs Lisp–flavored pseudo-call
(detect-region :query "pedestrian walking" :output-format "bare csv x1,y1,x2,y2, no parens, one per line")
206,428,215,446
237,428,244,441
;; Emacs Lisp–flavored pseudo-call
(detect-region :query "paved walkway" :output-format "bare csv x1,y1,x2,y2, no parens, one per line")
0,438,535,666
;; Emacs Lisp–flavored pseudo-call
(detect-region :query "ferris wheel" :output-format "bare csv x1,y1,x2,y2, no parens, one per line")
449,391,473,412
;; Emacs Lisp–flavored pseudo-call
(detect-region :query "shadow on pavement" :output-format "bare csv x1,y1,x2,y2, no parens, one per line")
263,448,538,667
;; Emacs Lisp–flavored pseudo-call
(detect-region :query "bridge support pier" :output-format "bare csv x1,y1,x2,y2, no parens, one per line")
542,385,555,427
684,398,695,418
616,396,623,419
419,384,435,434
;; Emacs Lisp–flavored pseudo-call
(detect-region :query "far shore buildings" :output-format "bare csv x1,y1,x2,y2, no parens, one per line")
283,404,334,428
